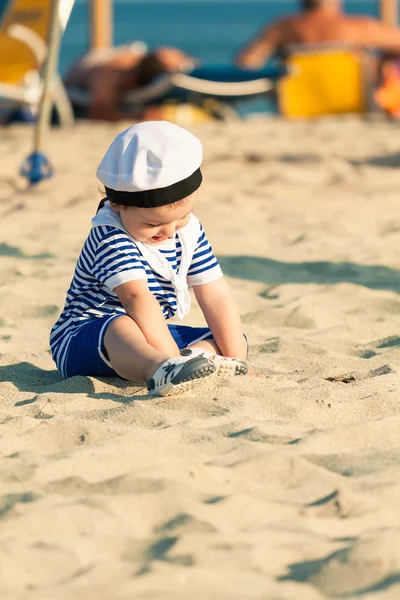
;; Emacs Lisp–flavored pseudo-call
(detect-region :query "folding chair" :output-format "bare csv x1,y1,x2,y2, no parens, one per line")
0,0,74,125
278,43,371,118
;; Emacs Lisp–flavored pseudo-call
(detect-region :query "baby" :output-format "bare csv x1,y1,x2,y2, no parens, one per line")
50,121,248,396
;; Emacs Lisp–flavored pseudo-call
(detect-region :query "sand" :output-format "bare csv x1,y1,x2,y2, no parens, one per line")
1,115,400,599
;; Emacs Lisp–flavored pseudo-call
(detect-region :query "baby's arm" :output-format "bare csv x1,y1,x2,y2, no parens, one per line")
194,277,247,361
115,279,180,356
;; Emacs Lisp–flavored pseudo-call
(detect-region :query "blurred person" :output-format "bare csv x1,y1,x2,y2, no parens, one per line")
374,55,400,117
64,45,197,121
235,0,400,117
235,0,400,67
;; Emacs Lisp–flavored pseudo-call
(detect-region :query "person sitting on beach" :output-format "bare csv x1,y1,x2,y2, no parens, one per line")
235,0,400,68
50,121,250,397
64,45,197,121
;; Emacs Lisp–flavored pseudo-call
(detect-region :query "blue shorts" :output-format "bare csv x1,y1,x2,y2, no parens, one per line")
64,315,214,379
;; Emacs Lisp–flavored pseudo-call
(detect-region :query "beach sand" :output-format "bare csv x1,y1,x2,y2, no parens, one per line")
1,115,400,599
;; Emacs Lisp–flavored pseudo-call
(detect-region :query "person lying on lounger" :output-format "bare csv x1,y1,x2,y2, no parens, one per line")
64,45,197,121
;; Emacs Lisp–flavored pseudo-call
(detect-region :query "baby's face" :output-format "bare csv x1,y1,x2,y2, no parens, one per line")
111,193,197,245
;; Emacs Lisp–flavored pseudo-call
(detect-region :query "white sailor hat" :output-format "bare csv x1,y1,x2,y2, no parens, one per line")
96,121,203,208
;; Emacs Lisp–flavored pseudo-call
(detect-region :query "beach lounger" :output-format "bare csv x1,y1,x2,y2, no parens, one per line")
0,0,74,125
66,61,287,121
278,44,371,118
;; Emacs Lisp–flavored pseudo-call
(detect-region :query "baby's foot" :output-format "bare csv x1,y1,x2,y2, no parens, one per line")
183,348,248,376
147,351,216,397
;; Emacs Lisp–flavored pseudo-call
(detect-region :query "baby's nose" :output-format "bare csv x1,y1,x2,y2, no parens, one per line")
159,222,176,238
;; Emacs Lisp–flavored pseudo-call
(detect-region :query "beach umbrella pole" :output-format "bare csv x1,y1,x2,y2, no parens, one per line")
90,0,113,50
380,0,398,25
21,0,62,185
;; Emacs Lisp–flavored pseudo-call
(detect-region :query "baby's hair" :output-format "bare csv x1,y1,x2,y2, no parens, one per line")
96,199,106,213
166,196,192,209
96,185,107,213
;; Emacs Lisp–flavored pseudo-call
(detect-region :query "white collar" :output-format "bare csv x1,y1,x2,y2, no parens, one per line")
91,202,200,319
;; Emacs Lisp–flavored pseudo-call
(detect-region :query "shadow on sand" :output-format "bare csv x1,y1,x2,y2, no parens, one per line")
279,545,400,597
271,151,400,169
0,243,54,259
350,151,400,169
0,362,147,403
217,256,400,294
0,362,63,393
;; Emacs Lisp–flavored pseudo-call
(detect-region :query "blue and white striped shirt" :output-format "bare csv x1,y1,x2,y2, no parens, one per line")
50,213,222,374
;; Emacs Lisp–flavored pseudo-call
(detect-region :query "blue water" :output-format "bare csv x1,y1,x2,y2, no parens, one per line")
61,0,386,75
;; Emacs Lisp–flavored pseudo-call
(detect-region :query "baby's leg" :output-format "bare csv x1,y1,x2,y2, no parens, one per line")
190,336,248,360
104,316,217,396
190,338,221,354
104,315,174,381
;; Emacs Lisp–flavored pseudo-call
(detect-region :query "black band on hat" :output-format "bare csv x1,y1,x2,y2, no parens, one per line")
105,168,202,208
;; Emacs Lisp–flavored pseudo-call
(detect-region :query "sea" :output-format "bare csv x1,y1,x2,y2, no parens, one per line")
60,0,388,75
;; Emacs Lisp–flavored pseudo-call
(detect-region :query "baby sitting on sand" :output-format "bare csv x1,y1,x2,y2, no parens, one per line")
50,121,249,397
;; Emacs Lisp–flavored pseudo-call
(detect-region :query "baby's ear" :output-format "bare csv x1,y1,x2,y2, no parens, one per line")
109,202,121,213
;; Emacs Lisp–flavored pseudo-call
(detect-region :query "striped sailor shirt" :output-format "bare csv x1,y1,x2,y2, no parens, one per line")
50,211,223,374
